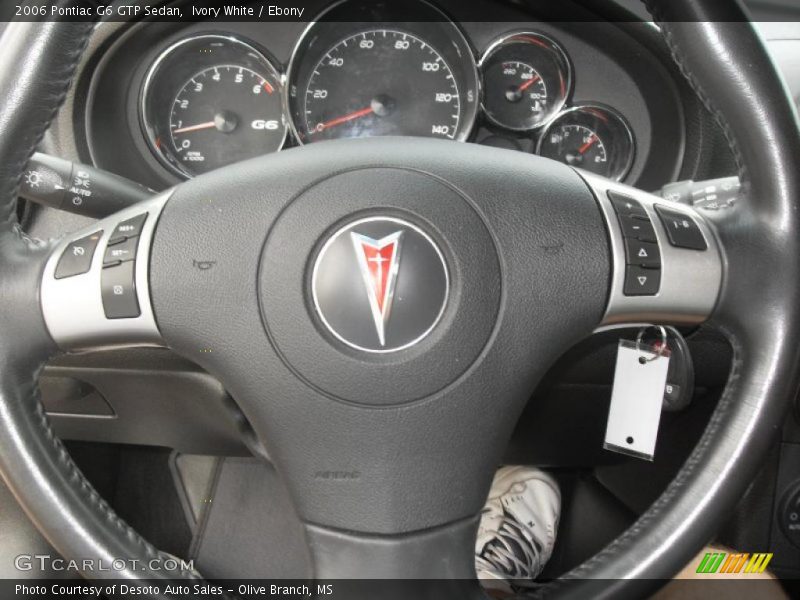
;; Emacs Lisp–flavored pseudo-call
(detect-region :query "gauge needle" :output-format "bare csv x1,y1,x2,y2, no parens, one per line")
313,106,375,133
578,134,598,155
172,121,216,134
517,74,541,93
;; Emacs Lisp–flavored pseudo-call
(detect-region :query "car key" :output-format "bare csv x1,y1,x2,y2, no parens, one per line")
661,326,695,412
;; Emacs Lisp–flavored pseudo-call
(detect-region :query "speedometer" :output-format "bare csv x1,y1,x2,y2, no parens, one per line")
302,30,462,142
287,1,479,144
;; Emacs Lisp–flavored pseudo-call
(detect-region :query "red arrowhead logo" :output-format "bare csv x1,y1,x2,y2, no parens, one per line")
351,231,403,346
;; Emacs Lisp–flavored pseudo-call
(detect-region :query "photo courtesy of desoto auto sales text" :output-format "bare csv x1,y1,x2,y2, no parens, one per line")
0,0,798,598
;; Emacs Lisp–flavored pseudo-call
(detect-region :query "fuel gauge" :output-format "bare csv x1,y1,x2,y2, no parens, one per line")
537,105,634,181
479,32,571,131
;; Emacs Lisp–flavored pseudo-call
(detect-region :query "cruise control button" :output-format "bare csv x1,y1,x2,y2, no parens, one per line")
654,205,707,250
101,261,140,319
103,236,139,265
608,191,647,218
624,239,661,267
619,215,657,242
54,231,103,279
624,266,660,296
109,213,147,244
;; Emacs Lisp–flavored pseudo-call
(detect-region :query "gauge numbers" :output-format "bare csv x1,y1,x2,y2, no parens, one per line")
169,65,285,175
300,30,462,142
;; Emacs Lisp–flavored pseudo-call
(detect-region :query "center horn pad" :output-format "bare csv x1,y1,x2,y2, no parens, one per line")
259,167,501,407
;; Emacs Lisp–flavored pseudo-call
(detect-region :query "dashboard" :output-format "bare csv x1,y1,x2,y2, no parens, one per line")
71,0,692,196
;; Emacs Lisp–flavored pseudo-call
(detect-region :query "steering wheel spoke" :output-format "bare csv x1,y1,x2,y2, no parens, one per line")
580,172,723,328
40,191,170,350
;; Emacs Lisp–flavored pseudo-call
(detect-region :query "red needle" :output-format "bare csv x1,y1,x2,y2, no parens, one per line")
578,134,598,155
172,121,216,134
313,106,374,133
517,74,541,93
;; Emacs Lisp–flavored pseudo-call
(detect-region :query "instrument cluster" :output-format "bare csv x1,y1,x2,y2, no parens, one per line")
139,0,635,181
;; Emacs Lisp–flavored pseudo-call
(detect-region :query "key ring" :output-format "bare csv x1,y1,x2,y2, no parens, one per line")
635,325,668,363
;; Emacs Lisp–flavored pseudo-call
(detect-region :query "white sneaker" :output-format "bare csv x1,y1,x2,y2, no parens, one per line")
475,466,561,592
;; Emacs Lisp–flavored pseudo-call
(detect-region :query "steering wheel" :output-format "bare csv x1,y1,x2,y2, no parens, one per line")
1,0,799,597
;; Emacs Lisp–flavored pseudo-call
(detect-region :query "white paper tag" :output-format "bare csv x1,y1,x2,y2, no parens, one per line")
604,340,670,461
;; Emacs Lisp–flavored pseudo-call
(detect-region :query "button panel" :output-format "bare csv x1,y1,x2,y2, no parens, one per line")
655,205,708,250
780,480,800,549
54,232,103,279
608,191,662,297
41,192,169,350
582,172,722,327
101,212,148,319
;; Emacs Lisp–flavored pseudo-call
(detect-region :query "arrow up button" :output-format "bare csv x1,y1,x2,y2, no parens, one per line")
624,239,661,268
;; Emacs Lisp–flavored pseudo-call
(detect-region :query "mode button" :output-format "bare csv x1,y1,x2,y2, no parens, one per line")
655,205,707,251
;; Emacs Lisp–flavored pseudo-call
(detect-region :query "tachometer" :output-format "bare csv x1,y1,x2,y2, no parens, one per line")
141,35,287,178
167,64,284,175
287,1,479,144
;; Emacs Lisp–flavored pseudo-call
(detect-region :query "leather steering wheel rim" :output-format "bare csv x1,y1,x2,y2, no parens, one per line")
0,1,799,598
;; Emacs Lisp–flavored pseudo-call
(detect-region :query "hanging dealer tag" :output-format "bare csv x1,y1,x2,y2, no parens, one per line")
604,336,671,461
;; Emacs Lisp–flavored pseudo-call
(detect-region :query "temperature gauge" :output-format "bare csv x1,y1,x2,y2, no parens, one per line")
537,105,634,181
479,32,571,131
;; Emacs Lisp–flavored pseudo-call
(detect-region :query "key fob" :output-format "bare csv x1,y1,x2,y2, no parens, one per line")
662,326,694,411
